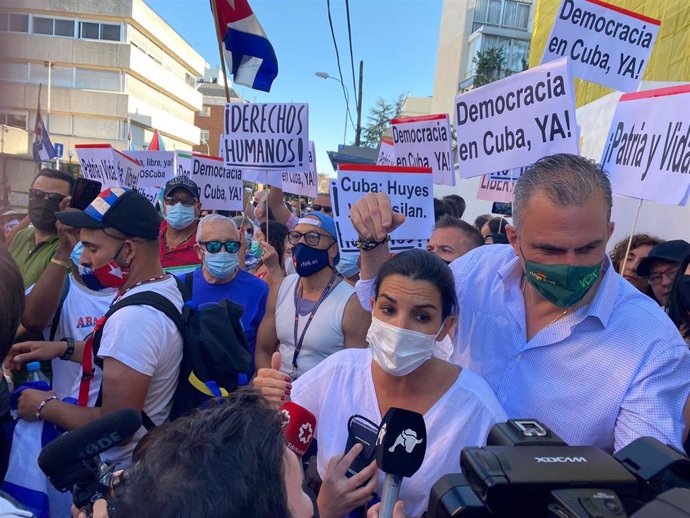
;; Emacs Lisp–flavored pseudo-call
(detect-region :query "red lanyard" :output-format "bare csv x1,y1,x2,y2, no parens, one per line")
291,273,338,376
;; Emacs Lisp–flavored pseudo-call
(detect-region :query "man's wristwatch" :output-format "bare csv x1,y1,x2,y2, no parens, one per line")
60,337,75,361
353,235,391,251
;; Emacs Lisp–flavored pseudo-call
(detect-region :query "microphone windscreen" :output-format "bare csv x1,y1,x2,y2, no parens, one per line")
375,407,426,478
279,401,316,457
38,408,142,478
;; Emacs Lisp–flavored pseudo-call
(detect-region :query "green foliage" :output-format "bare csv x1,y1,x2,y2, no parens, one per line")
473,47,506,88
361,95,404,148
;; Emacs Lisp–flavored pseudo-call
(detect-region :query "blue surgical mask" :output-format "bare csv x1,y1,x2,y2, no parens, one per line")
293,243,331,277
165,202,196,229
70,241,83,268
203,251,239,279
336,253,360,278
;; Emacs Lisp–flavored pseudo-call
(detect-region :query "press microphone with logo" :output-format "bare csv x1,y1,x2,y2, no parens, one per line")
279,401,316,457
375,407,427,518
38,408,142,508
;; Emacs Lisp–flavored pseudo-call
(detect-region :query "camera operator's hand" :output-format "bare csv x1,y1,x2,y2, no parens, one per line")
4,340,68,370
253,351,291,409
316,443,378,518
72,499,109,518
367,500,408,518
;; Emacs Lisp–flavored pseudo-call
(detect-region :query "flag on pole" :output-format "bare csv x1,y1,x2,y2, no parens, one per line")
212,0,278,92
32,85,56,162
127,120,134,151
147,129,165,151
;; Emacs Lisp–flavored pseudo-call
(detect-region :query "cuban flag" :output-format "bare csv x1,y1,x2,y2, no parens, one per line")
213,0,278,92
32,102,56,163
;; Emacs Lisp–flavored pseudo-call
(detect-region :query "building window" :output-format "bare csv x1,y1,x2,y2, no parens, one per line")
200,130,210,141
80,21,99,39
0,112,28,130
9,14,29,33
55,19,75,37
33,17,53,35
31,16,75,37
75,68,123,92
101,23,121,41
473,0,530,31
185,73,197,87
199,106,211,117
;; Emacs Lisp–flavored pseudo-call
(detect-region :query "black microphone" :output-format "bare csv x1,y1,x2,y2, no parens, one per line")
375,407,427,518
38,408,142,492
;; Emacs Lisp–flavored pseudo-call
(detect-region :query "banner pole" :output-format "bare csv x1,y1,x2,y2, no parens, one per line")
619,198,644,275
209,0,232,103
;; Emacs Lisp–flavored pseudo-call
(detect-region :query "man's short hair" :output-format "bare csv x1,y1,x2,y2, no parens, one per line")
435,215,483,249
443,194,466,219
119,390,291,518
513,154,612,229
33,168,75,191
197,214,238,243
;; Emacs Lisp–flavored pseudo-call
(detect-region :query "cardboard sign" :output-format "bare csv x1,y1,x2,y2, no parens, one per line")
476,167,525,203
280,140,318,197
329,179,426,254
542,0,660,92
332,164,434,252
221,103,309,172
175,151,193,178
75,144,119,189
125,150,174,205
600,84,690,206
113,149,141,191
454,58,578,179
191,154,243,211
391,114,455,186
377,137,395,166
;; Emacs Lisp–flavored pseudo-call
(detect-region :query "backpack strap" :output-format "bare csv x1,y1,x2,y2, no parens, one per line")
174,272,195,303
49,275,71,341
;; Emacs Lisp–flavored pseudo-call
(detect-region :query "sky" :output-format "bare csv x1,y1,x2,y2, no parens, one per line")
146,0,444,175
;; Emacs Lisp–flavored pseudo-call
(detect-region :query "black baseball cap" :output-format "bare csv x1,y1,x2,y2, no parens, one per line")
56,187,161,240
636,240,690,277
164,176,200,199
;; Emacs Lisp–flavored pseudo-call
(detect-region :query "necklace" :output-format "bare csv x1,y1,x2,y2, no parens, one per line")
521,276,570,327
116,274,168,300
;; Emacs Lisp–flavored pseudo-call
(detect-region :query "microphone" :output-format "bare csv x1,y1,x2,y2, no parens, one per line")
38,408,142,491
375,407,427,518
279,401,316,457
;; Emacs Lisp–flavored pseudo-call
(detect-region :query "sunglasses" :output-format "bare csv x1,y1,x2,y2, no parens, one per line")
287,230,331,247
311,204,332,214
164,196,196,207
29,189,66,204
199,240,241,254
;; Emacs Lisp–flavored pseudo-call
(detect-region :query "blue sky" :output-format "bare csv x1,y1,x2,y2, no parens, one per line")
146,0,443,175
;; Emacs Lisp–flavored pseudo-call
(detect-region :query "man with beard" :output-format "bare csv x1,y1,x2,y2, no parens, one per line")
9,169,74,288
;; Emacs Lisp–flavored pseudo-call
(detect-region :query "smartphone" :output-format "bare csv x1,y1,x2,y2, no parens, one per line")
70,178,102,210
491,201,512,217
344,415,379,478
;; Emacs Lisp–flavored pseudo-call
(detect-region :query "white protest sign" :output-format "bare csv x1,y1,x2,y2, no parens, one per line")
175,151,193,178
600,84,690,206
75,144,119,189
308,140,317,176
329,179,426,254
113,149,140,192
391,114,455,186
221,103,309,172
542,0,660,93
281,140,318,197
454,58,578,179
191,154,243,211
476,167,525,203
377,137,395,166
125,150,174,205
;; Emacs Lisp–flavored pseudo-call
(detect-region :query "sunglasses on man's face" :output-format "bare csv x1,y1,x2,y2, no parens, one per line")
199,240,241,254
164,196,196,207
29,189,66,204
311,204,332,214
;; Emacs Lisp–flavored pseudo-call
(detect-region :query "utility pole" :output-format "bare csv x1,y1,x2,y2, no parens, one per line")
354,60,363,146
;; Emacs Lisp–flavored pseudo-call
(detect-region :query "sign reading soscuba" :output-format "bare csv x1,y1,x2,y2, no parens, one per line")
191,154,243,211
542,0,660,92
454,58,578,179
125,150,174,204
600,84,690,206
281,141,318,197
377,137,395,166
75,144,126,190
221,103,309,172
332,164,434,252
476,167,525,203
391,114,455,186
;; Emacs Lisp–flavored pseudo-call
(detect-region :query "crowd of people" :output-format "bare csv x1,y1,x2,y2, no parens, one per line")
0,152,689,517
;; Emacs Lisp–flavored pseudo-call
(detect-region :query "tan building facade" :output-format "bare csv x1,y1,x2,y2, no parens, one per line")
193,78,243,157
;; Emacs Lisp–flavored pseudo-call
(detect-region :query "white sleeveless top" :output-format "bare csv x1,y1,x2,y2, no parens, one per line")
276,273,354,378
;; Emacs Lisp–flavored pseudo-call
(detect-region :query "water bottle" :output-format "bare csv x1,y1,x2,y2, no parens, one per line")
26,361,50,384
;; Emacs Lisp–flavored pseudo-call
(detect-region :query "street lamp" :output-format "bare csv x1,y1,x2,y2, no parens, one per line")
314,72,351,146
200,138,210,155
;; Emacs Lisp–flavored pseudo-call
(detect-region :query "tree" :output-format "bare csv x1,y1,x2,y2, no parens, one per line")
473,47,506,88
361,95,404,148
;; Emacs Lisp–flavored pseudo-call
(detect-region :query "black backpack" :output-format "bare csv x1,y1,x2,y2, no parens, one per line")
91,274,252,429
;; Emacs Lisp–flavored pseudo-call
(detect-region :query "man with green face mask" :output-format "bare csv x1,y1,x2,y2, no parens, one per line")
350,153,690,455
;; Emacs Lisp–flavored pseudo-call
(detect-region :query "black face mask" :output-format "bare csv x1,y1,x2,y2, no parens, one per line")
678,276,690,312
28,198,60,232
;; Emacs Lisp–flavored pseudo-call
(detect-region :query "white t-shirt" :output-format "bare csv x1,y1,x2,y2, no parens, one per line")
98,276,184,466
291,348,507,517
41,275,116,402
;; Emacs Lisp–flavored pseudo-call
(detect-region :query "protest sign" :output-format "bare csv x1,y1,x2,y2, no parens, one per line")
329,179,426,254
125,150,174,204
541,0,660,93
113,149,140,191
391,114,455,186
75,144,119,189
221,103,309,172
281,140,318,197
454,58,578,179
600,84,690,206
476,167,525,203
191,154,243,211
377,137,395,166
175,151,193,178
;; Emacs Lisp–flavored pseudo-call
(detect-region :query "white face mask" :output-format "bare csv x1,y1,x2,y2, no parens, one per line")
366,315,446,376
284,254,296,275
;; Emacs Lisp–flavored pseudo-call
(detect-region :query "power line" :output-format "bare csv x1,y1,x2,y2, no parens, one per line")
326,0,356,131
344,0,358,109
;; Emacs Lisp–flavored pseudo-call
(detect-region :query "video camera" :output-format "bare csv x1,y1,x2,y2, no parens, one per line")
428,419,690,518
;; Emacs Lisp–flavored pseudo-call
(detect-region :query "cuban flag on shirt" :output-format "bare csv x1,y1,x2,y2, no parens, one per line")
213,0,278,92
32,104,56,162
